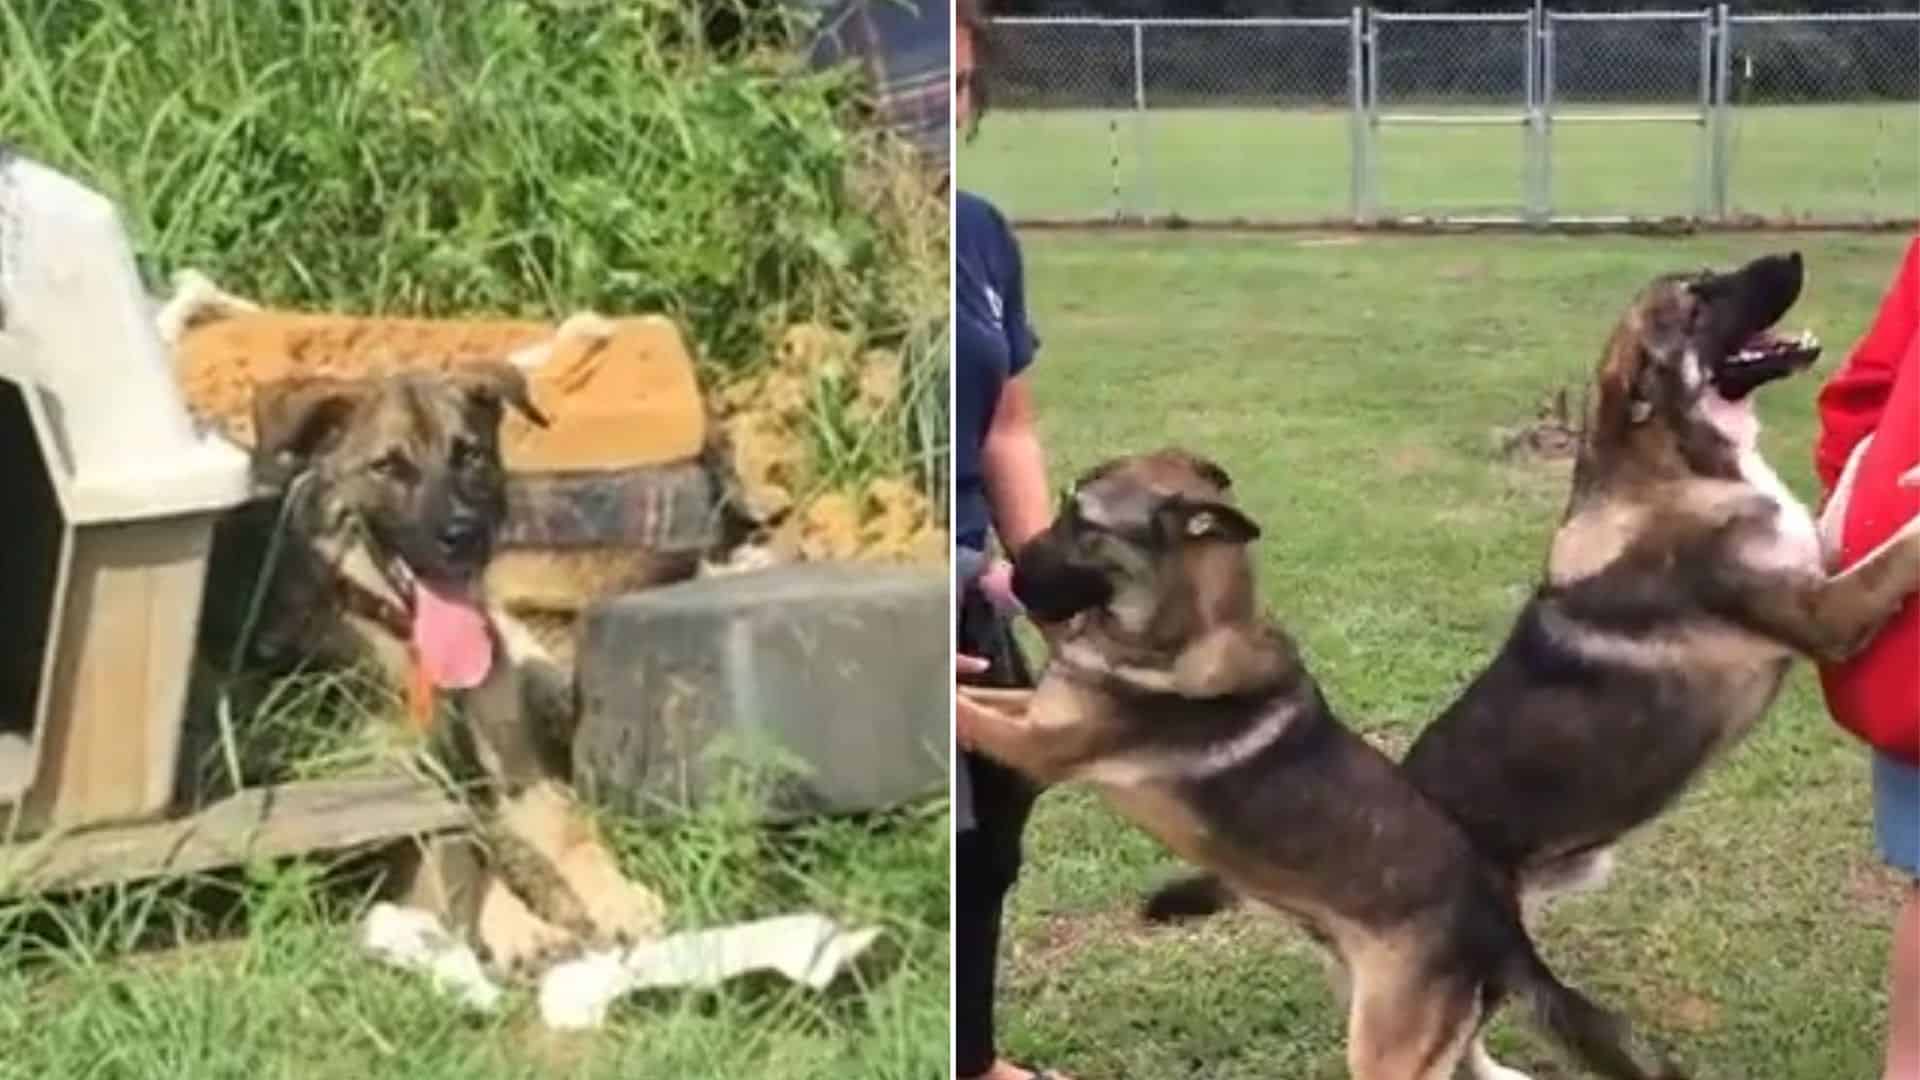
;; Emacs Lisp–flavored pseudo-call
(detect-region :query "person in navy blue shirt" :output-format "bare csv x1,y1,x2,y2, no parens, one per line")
951,4,1071,1078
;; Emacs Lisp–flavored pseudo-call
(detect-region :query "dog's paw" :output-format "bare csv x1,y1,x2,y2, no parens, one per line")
561,846,667,947
476,875,583,979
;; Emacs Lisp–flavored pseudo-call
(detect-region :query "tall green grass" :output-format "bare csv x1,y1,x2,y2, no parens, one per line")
2,0,938,365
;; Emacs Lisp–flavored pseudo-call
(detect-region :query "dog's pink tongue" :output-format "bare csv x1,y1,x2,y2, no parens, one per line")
410,583,493,690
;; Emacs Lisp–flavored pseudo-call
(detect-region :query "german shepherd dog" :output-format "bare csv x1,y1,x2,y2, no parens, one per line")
1147,253,1920,1076
958,450,1680,1080
201,363,666,972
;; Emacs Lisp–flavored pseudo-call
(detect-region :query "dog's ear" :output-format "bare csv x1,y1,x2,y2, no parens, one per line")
1593,317,1657,438
1162,497,1261,544
1071,458,1123,491
1164,448,1234,492
251,376,373,487
452,360,550,429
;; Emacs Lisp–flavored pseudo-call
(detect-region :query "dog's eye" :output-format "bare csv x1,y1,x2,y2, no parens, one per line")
370,449,417,482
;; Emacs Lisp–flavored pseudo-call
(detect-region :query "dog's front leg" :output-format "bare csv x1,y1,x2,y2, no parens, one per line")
493,779,665,947
957,685,1107,784
474,863,584,978
1723,516,1920,662
465,617,665,947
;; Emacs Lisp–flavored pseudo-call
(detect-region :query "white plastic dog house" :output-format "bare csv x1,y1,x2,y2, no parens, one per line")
0,149,252,837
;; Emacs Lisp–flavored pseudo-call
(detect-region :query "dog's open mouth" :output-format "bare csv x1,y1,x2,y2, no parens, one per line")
1698,251,1823,402
1714,326,1822,401
379,556,494,690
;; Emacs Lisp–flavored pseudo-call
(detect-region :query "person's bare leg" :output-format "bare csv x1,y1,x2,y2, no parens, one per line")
1885,882,1920,1080
1875,752,1920,1080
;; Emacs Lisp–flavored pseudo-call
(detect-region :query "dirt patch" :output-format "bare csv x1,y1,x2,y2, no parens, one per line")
1845,857,1908,914
1386,443,1440,477
1655,989,1724,1034
169,279,941,539
173,307,705,469
1493,386,1584,462
714,324,943,565
1011,909,1156,971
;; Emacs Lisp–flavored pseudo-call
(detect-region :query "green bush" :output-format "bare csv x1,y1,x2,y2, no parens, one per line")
0,0,943,378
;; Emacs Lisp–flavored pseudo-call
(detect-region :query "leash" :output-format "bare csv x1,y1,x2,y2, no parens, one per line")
213,470,320,792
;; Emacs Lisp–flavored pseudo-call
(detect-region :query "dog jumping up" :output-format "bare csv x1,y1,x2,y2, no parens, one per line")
960,450,1680,1080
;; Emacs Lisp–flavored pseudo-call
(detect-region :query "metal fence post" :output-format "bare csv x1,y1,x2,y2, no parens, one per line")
1531,10,1553,224
1349,7,1369,224
1694,8,1714,220
1710,3,1732,221
1365,10,1381,220
1536,9,1551,223
1132,20,1151,219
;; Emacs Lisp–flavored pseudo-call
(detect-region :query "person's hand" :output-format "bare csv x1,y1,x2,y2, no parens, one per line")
955,686,993,751
1901,462,1919,488
956,654,991,749
976,558,1023,617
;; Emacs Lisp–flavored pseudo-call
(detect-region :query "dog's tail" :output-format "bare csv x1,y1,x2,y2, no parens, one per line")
1498,929,1684,1080
1139,871,1239,924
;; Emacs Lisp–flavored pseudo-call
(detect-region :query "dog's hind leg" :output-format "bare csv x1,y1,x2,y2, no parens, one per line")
1464,1034,1536,1080
1344,954,1478,1080
1519,846,1617,923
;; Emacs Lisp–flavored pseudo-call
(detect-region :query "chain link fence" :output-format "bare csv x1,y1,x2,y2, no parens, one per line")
1726,14,1919,222
961,8,1918,226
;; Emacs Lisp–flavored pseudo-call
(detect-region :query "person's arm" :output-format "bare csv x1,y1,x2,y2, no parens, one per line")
982,375,1051,554
1814,236,1920,496
982,213,1050,555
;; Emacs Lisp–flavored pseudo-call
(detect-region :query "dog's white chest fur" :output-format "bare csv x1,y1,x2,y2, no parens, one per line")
1736,439,1822,573
1706,394,1821,572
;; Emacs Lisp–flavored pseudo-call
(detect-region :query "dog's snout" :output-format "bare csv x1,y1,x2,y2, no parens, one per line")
437,510,487,558
1740,251,1804,294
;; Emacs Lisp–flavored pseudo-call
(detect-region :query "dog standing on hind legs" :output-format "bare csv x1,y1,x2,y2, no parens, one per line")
959,449,1682,1080
200,361,665,974
1146,252,1920,1076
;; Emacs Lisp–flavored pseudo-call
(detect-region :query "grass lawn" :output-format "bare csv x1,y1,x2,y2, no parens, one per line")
959,105,1920,223
0,797,948,1080
991,230,1913,1079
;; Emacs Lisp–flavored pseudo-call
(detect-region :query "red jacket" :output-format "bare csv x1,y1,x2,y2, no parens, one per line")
1812,236,1920,765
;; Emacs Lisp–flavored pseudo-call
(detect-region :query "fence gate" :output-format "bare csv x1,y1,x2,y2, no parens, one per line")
1362,11,1540,223
1543,9,1719,221
979,9,1916,227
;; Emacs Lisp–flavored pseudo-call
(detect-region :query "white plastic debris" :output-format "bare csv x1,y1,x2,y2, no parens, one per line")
537,913,883,1031
360,902,504,1013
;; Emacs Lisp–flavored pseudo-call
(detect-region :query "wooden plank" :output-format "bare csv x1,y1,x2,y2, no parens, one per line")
0,774,470,895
